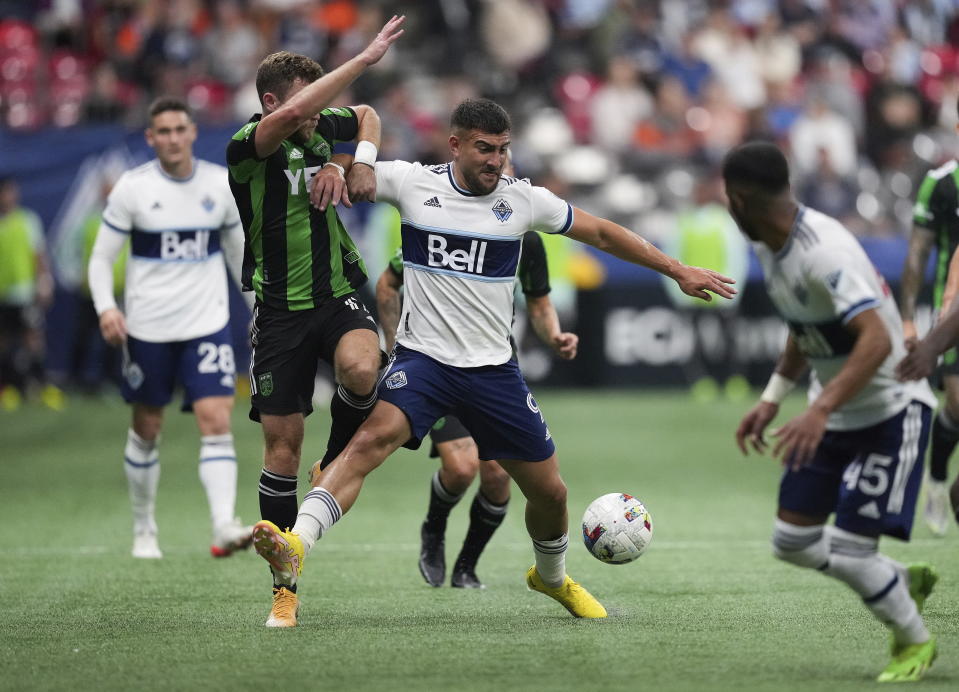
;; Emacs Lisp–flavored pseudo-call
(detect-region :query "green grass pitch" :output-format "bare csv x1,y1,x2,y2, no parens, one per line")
1,390,955,691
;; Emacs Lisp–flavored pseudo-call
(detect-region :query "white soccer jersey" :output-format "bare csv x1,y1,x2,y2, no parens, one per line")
92,159,242,342
754,205,936,430
375,161,573,366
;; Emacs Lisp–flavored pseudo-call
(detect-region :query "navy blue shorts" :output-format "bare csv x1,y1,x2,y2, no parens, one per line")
378,345,555,462
778,401,931,540
121,324,236,412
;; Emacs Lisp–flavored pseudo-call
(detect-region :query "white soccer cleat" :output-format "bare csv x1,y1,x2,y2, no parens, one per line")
924,478,950,537
211,518,254,558
132,531,162,559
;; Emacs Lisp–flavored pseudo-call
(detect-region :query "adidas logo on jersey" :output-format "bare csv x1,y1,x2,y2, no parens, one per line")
289,148,304,160
423,196,442,208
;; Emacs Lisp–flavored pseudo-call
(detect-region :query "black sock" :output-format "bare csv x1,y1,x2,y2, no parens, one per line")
454,492,508,569
930,411,959,482
319,385,376,469
424,471,463,534
258,468,298,530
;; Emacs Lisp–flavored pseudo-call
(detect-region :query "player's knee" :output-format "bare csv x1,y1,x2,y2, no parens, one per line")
336,356,380,395
195,407,230,436
441,457,476,491
479,461,510,500
530,479,567,513
263,436,301,475
771,520,828,569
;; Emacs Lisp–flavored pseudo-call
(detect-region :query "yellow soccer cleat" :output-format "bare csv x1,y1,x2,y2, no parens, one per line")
252,520,304,582
526,565,607,618
265,587,299,628
877,637,937,683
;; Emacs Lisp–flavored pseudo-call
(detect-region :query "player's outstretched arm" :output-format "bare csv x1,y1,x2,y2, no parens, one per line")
526,294,578,360
375,266,403,352
565,207,736,301
254,15,404,158
899,224,934,345
773,309,890,468
736,335,806,456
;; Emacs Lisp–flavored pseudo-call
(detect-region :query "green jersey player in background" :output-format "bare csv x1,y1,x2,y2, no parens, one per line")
899,118,959,535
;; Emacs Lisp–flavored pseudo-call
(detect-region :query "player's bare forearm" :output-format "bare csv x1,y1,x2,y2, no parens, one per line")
254,15,404,158
345,106,381,202
941,244,959,314
810,309,890,416
566,208,736,301
567,209,678,275
375,270,402,351
526,295,561,346
918,298,959,356
353,105,381,151
774,334,808,382
526,295,577,358
899,225,934,323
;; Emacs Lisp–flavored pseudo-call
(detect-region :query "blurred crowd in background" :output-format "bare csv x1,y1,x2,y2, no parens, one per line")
4,0,959,236
4,0,959,405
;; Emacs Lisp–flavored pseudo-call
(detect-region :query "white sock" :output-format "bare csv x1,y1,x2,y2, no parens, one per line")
533,534,568,588
198,434,237,533
124,429,160,534
292,487,342,553
825,528,929,646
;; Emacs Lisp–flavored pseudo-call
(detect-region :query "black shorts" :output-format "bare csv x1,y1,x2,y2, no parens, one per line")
427,414,472,458
248,293,377,421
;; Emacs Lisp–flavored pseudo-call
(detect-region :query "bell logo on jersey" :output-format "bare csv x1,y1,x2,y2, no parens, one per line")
161,230,210,260
427,234,487,274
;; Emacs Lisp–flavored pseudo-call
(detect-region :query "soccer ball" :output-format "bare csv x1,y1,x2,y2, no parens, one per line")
581,493,653,564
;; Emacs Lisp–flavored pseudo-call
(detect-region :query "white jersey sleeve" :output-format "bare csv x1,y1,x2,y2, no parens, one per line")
374,160,416,212
88,222,127,315
101,175,135,233
805,245,882,324
529,185,574,234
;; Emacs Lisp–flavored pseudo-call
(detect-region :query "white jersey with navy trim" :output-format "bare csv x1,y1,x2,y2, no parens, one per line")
374,161,573,366
98,159,242,342
754,205,936,430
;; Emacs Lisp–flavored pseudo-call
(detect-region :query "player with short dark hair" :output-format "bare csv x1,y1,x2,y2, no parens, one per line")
226,15,404,627
899,98,959,536
88,97,253,560
376,228,578,589
727,141,939,683
248,96,735,625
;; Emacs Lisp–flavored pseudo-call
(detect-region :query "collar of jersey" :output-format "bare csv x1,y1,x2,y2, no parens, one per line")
447,162,494,197
154,159,197,183
775,205,806,260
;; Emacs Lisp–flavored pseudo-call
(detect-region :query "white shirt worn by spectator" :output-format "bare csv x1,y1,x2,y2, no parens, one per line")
752,205,936,431
374,160,572,367
88,159,246,342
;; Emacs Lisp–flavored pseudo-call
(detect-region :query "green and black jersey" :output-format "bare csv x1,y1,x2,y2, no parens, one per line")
914,159,959,310
388,230,551,297
227,109,367,311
